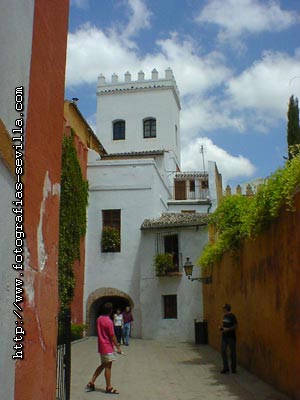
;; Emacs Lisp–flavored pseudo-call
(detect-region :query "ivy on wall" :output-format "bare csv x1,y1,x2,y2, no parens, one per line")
58,131,89,310
199,149,300,268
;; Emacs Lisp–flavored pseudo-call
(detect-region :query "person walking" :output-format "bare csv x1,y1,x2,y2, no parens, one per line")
113,308,123,345
122,306,133,346
86,302,122,394
219,303,238,374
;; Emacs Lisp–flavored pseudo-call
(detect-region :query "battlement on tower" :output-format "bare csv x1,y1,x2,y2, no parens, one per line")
97,68,180,108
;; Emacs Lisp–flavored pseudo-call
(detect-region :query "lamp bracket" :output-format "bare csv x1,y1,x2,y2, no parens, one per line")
188,276,212,284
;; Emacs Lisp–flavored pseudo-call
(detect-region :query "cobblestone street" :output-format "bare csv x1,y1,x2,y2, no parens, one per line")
71,338,291,400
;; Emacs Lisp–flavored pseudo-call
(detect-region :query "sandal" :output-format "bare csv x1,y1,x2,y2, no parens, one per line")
85,382,95,391
106,387,119,394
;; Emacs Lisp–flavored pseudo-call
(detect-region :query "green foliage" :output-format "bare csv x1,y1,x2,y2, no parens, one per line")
154,253,174,276
58,132,89,310
199,154,300,268
71,323,86,341
287,95,300,160
101,226,121,252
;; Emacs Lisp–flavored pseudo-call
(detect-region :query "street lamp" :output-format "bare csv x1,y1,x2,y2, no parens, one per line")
183,257,212,284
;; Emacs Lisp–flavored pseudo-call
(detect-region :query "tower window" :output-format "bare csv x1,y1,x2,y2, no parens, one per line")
113,120,125,140
143,118,156,138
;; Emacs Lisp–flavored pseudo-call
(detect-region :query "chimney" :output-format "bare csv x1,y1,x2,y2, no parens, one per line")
124,71,131,82
138,70,145,81
165,67,173,79
112,73,118,83
151,68,158,80
98,74,106,85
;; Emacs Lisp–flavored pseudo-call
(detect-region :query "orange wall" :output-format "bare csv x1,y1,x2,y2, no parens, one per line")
15,1,69,399
203,192,300,399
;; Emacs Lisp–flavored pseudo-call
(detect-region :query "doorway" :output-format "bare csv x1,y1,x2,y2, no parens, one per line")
86,288,134,336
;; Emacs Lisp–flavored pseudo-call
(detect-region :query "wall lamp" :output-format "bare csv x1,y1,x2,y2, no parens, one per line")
183,257,212,284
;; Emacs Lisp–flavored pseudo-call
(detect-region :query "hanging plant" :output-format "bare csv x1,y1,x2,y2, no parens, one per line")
154,253,174,276
58,131,89,311
101,226,121,252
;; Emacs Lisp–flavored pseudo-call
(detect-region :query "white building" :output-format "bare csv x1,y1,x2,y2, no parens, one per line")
84,69,222,341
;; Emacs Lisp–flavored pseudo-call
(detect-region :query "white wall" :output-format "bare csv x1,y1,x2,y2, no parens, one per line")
0,159,18,400
0,1,35,398
140,226,208,342
0,0,34,135
167,202,211,213
85,157,171,337
207,161,220,212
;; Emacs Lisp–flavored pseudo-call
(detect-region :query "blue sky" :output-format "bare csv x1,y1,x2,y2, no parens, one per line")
65,0,300,187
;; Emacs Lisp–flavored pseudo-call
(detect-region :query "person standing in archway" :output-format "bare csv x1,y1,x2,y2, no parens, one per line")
113,308,123,345
86,302,122,394
122,306,134,346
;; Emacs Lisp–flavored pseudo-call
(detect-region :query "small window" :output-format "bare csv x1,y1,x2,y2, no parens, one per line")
201,180,209,189
102,209,121,252
113,120,125,140
143,118,156,138
163,295,177,319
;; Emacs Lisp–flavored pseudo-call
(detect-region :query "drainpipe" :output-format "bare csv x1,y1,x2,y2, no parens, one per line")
207,202,212,214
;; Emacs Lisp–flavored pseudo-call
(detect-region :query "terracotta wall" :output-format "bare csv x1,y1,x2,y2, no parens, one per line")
15,1,69,399
203,192,300,399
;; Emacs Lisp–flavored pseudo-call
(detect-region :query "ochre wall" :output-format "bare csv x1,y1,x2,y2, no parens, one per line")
64,101,105,155
15,1,69,399
203,192,300,399
68,128,88,325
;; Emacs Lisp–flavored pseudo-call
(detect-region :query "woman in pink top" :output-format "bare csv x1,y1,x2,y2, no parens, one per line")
86,302,122,394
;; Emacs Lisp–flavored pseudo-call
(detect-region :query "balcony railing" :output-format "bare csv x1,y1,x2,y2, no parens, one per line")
169,187,210,201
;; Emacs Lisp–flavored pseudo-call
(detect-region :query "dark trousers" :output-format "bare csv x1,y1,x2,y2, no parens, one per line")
114,326,123,344
221,336,237,371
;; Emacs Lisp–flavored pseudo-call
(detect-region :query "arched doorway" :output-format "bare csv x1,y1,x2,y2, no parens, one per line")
86,288,134,336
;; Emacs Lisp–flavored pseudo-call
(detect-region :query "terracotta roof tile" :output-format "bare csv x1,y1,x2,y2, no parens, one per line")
141,212,209,230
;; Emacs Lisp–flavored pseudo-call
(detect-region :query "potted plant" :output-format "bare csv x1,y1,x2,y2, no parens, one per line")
101,226,121,252
154,253,174,276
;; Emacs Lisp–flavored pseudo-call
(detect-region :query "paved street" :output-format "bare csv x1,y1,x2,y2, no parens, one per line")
71,337,291,400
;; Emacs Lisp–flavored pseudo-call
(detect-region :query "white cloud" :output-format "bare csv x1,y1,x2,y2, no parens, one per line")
66,25,231,94
66,1,299,185
66,24,140,87
180,95,245,144
196,0,299,42
225,50,300,116
154,34,231,97
181,137,256,184
71,0,89,9
122,0,152,40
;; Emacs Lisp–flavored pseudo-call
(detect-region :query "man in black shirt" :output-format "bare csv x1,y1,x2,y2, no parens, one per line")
219,303,237,373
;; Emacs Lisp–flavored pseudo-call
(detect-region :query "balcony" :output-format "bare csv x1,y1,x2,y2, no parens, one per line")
169,186,210,201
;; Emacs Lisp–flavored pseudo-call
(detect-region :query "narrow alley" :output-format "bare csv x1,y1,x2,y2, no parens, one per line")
71,338,291,400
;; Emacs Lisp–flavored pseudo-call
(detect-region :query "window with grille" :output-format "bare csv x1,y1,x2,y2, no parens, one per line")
189,180,195,192
163,295,177,319
155,232,181,272
102,209,121,252
143,118,156,138
164,234,179,271
113,120,125,140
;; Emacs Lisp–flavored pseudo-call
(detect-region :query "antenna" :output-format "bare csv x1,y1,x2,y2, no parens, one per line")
199,145,206,173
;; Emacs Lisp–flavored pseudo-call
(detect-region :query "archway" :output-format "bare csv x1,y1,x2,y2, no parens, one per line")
86,287,134,336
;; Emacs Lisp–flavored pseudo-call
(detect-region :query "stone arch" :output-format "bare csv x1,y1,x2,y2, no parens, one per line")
86,287,134,336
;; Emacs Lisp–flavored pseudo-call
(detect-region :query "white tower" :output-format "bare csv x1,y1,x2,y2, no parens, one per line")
96,68,181,166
